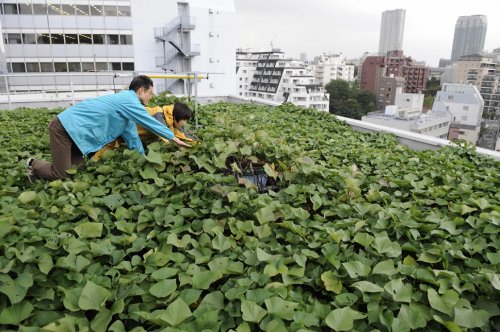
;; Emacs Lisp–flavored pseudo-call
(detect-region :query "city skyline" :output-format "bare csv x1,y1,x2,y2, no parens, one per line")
234,0,500,67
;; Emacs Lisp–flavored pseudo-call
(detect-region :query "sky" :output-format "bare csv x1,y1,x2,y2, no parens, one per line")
233,0,500,67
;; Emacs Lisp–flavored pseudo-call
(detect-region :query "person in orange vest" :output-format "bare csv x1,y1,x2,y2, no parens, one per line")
92,102,195,160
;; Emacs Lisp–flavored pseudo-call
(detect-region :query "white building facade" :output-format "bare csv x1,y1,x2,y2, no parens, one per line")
236,50,329,111
0,0,236,96
363,87,450,139
310,53,354,86
432,83,484,144
378,9,405,54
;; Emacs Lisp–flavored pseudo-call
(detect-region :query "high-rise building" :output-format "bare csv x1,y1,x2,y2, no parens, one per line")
450,15,487,62
0,0,236,96
300,52,307,62
378,9,405,54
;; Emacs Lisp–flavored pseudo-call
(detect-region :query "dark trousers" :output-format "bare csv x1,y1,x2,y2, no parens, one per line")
32,117,85,181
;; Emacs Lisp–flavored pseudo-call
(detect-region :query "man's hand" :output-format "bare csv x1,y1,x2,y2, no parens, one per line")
172,136,192,148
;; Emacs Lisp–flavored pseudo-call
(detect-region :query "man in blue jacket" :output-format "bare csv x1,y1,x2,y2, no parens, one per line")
26,75,191,182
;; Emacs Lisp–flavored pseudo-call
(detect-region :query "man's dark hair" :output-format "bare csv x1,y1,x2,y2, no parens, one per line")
173,102,192,122
129,75,153,92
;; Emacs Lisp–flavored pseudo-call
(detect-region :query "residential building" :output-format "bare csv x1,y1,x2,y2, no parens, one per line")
375,75,405,110
236,50,329,111
432,83,484,143
450,15,488,62
479,64,500,119
299,52,307,63
310,52,355,86
378,9,405,54
0,0,236,96
361,50,428,109
452,54,495,87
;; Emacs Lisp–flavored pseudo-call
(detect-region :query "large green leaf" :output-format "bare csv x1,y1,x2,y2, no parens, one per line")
325,307,366,331
427,288,458,316
264,297,298,320
241,299,267,323
74,222,103,238
0,301,33,325
384,278,412,303
78,281,112,310
149,279,177,298
192,270,222,290
160,297,192,326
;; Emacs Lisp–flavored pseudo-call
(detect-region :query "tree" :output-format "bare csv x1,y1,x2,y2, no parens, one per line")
325,79,375,120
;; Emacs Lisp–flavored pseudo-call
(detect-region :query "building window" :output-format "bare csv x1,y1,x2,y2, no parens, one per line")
93,34,105,45
11,62,26,73
95,63,108,71
461,115,467,121
65,34,78,44
122,62,135,71
89,4,103,16
40,62,54,72
47,3,61,15
19,3,33,15
75,5,89,16
36,34,51,44
54,62,68,72
7,33,22,44
22,34,37,44
463,106,469,111
111,62,122,71
51,33,64,44
117,6,131,16
26,62,40,72
106,34,119,45
79,34,92,44
82,62,96,72
60,4,75,15
3,3,19,15
120,35,133,45
68,62,81,72
104,5,118,16
32,4,47,15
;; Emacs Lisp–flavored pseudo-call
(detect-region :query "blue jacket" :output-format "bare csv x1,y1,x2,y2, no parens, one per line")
58,90,174,156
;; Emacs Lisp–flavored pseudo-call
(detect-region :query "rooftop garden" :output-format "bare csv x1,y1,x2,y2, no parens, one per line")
0,100,499,331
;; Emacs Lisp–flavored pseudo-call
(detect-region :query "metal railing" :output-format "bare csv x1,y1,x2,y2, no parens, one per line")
0,72,134,109
154,16,196,39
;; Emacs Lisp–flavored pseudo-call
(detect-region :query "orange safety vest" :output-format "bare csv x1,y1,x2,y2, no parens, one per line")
92,105,194,160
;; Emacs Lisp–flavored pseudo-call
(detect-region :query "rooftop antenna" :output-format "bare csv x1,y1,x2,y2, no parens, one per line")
270,34,277,50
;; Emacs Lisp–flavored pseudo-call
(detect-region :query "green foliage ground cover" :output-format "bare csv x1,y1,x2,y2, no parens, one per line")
0,102,499,331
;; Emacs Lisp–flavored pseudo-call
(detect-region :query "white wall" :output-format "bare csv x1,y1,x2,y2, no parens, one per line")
395,92,424,110
130,0,236,97
130,0,176,73
187,0,236,97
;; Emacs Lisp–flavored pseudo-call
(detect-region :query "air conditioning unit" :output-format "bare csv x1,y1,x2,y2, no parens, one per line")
209,32,215,37
209,9,214,14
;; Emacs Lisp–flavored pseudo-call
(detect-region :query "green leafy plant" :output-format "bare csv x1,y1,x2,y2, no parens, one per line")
0,102,499,331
